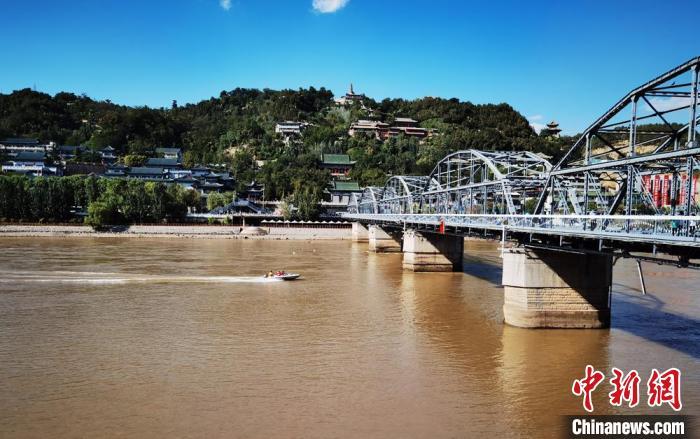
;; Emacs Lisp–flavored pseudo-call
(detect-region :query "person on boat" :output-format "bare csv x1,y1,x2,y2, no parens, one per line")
275,270,285,276
266,270,274,278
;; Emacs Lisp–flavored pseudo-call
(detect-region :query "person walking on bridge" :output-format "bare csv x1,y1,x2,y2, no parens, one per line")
590,211,598,231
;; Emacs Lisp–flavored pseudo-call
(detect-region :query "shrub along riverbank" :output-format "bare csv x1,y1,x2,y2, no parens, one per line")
0,175,200,229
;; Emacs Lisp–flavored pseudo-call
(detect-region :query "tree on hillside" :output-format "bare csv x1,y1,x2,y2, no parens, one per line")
122,154,147,167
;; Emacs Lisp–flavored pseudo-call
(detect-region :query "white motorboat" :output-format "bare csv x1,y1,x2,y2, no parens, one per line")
264,271,301,281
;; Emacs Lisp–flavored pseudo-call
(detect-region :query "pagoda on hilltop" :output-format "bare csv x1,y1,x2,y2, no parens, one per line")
543,120,562,137
336,83,366,105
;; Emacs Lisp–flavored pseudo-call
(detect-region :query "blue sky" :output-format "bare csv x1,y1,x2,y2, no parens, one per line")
1,0,698,134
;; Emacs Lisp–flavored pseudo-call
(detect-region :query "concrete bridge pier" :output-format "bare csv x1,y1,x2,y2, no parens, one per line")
502,248,612,328
368,225,402,252
351,222,369,243
402,230,464,272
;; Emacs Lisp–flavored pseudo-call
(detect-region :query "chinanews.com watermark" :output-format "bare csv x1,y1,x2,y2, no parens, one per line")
565,365,695,438
566,416,691,437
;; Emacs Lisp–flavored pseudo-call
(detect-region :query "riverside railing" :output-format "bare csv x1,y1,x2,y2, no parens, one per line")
340,213,700,246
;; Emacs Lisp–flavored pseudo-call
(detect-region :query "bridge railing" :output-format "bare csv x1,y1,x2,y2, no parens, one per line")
341,213,700,244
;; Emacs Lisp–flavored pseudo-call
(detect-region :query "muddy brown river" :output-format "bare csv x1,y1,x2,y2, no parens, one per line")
0,237,697,438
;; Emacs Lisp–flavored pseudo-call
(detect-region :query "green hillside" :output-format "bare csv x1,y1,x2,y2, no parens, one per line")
0,87,572,198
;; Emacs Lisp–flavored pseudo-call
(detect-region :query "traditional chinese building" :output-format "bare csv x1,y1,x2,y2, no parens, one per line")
190,165,212,178
126,167,169,180
348,120,389,140
57,145,86,161
240,180,265,201
99,146,118,164
543,121,562,137
145,157,182,171
275,121,308,138
320,154,355,179
335,83,365,106
0,138,55,154
387,117,429,139
328,180,360,204
349,117,431,141
1,151,60,177
63,162,106,176
173,175,198,190
155,147,182,163
324,180,361,214
104,164,128,177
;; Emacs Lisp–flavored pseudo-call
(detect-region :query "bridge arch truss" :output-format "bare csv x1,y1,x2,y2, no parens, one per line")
536,56,700,217
379,176,431,214
417,150,552,215
355,186,384,214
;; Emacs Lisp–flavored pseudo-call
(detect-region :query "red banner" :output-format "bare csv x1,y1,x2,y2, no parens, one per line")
653,176,662,207
662,176,670,207
680,175,687,205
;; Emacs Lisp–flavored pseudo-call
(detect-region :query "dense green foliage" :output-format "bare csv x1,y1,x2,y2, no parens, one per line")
206,191,235,211
292,186,322,220
0,174,87,222
123,154,148,167
84,201,121,230
0,175,198,228
0,87,573,198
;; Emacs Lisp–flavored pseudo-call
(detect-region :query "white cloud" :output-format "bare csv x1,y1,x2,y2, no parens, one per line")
528,115,546,133
642,96,692,114
530,122,546,134
312,0,349,13
219,0,231,11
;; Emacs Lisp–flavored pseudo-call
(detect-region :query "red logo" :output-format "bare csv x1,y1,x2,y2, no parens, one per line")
609,368,640,408
647,368,682,411
572,366,682,412
572,365,605,412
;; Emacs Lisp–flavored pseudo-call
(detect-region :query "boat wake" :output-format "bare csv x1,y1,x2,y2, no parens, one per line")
0,270,283,285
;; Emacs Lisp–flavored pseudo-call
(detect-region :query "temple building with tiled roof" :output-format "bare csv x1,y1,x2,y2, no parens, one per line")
320,153,355,179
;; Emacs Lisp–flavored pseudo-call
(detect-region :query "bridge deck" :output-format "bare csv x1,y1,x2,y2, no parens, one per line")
343,213,700,249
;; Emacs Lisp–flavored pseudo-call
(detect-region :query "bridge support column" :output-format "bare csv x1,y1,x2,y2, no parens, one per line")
351,222,369,243
368,225,402,253
402,230,464,272
502,248,612,329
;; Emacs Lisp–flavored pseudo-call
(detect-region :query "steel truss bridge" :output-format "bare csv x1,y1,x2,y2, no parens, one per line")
344,57,700,267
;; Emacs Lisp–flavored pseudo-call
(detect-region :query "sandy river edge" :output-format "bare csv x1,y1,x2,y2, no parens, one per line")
0,224,351,240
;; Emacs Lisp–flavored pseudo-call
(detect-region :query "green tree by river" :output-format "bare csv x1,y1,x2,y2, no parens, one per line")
0,175,198,228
